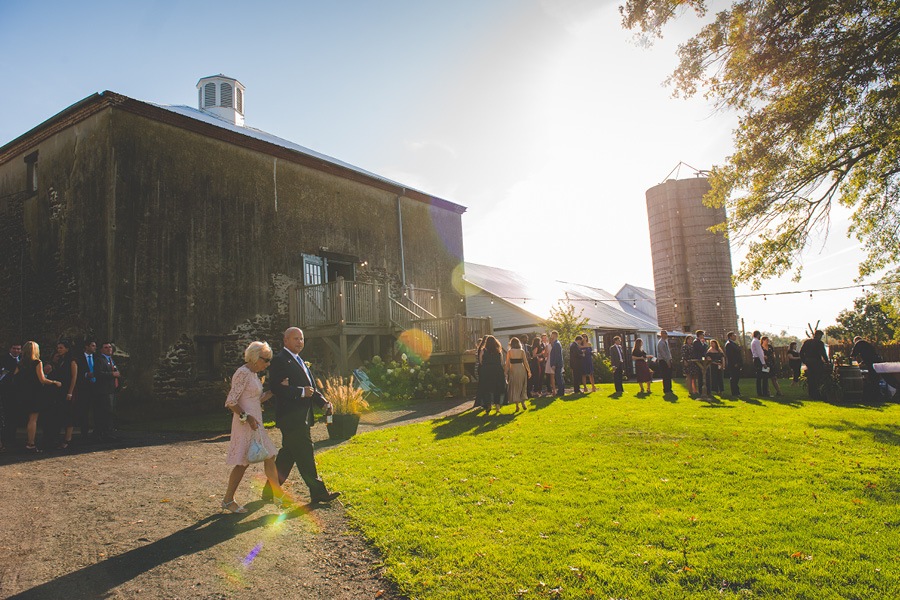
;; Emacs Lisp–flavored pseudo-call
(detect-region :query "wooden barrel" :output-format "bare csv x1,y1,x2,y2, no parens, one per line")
838,365,865,400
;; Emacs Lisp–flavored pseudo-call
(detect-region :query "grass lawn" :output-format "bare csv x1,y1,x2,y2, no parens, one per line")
317,381,900,599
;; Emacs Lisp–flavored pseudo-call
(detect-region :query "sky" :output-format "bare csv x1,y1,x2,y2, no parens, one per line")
0,0,875,338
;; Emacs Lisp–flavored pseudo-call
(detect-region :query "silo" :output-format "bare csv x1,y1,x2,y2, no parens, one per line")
646,177,738,341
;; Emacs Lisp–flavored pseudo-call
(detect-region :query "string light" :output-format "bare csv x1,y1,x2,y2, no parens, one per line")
716,299,721,307
632,300,636,308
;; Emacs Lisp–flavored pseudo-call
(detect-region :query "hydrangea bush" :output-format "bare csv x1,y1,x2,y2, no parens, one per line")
362,354,470,402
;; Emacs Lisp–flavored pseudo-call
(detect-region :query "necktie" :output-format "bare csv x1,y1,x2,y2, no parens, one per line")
87,354,93,372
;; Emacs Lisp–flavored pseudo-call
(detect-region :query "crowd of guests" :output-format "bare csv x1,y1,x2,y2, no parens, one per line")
0,339,120,453
468,327,888,405
470,331,598,413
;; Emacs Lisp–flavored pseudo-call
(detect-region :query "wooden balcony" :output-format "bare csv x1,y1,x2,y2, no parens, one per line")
288,277,492,372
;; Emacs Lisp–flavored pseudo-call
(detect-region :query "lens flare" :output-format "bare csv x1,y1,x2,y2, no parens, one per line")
242,542,264,566
398,328,433,362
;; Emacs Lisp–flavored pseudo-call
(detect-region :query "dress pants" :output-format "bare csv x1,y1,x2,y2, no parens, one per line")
263,423,327,500
754,359,769,396
729,367,741,396
571,364,582,393
806,367,824,400
657,360,672,392
94,393,115,436
0,392,20,447
554,368,565,396
613,365,624,392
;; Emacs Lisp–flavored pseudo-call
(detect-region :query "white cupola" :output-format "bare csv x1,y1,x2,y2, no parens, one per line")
196,74,245,126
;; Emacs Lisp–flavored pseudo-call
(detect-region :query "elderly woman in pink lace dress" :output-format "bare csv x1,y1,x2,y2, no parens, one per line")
221,341,290,513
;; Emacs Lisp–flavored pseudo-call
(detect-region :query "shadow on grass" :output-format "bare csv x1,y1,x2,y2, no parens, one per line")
6,501,326,599
431,409,517,440
812,420,900,446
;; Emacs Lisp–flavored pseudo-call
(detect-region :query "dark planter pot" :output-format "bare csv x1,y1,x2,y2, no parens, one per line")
326,414,361,440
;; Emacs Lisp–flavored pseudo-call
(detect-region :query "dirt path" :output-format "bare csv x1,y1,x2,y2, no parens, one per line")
0,398,471,599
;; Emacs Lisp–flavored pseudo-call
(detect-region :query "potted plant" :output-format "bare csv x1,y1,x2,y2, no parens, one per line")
318,374,370,440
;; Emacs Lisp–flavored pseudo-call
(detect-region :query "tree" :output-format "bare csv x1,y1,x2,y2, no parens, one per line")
542,298,590,344
620,1,900,287
825,292,899,341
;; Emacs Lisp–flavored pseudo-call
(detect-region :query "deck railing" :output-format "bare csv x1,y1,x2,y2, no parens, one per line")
288,279,491,355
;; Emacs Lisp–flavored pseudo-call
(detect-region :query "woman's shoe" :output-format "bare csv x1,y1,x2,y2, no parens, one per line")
221,500,247,514
25,445,42,453
273,494,294,510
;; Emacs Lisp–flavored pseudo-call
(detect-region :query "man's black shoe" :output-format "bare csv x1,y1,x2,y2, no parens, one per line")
310,491,341,503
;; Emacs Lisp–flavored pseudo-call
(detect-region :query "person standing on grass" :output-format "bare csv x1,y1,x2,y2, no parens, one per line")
506,338,531,412
529,337,543,397
800,330,829,400
580,336,596,393
787,341,802,386
705,339,725,394
632,338,652,393
655,330,673,394
609,336,626,393
682,335,699,396
569,335,583,394
750,330,769,397
478,335,507,414
548,331,564,396
724,331,742,396
761,337,782,397
222,341,289,513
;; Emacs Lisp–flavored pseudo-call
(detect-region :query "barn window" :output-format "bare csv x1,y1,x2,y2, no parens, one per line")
204,82,216,107
24,151,38,193
220,83,233,108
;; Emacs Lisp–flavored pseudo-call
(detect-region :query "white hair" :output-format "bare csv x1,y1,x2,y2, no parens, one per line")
244,341,272,364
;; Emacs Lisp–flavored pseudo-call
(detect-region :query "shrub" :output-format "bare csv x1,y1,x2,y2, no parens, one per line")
317,374,370,415
361,354,463,401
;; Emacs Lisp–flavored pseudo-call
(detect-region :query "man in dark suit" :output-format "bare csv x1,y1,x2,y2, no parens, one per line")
609,335,625,393
74,340,99,442
800,330,829,400
548,330,564,395
93,341,120,441
0,343,23,450
569,335,583,394
724,331,743,396
262,327,340,504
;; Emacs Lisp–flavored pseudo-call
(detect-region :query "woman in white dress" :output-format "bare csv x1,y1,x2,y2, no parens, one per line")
506,337,531,412
221,341,290,513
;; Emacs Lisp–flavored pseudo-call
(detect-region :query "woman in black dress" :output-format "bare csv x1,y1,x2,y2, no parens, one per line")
762,336,783,397
706,339,725,394
473,337,488,410
632,338,652,393
479,336,507,414
529,337,543,397
17,341,62,452
682,335,698,395
787,341,802,386
47,341,78,449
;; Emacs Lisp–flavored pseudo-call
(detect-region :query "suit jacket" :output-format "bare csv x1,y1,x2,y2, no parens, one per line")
94,353,118,395
568,342,582,368
0,354,19,390
609,344,625,368
724,340,742,371
549,340,563,369
799,338,828,369
270,348,327,429
74,352,99,392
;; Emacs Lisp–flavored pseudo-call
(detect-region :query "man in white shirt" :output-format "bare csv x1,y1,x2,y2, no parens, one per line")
749,330,769,397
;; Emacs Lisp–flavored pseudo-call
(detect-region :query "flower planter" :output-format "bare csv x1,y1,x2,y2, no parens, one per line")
326,414,361,440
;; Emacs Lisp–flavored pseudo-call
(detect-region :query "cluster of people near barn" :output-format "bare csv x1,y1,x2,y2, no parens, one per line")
469,328,894,411
0,339,120,453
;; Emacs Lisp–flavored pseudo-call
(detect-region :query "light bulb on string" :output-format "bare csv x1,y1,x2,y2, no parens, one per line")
764,295,767,301
632,299,636,308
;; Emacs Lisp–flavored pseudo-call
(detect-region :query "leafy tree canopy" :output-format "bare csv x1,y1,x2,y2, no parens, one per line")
825,291,899,341
621,0,900,288
542,298,590,343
